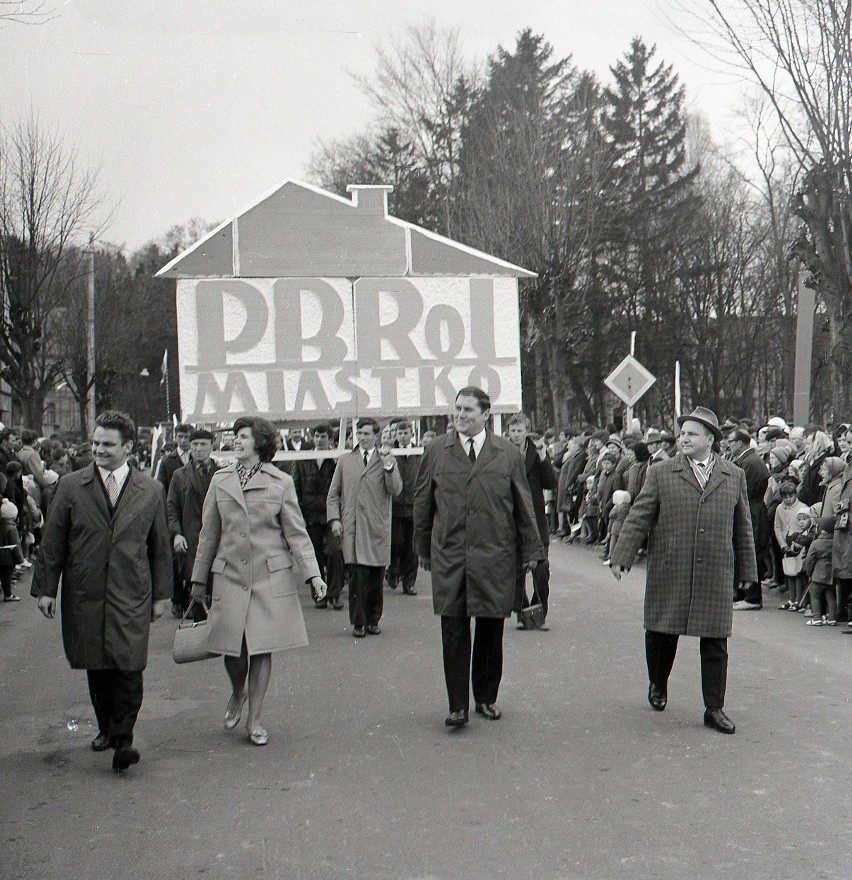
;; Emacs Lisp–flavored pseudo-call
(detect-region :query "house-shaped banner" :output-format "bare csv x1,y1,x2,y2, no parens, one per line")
157,180,535,422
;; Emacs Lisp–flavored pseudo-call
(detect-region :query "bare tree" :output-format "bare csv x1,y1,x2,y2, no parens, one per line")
0,1,55,24
0,111,108,429
678,0,852,416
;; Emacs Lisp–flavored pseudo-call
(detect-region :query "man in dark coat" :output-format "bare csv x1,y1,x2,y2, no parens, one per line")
33,410,172,772
166,429,221,618
156,423,192,617
293,423,344,609
610,407,757,735
414,387,542,728
387,419,421,596
507,414,558,629
727,428,770,610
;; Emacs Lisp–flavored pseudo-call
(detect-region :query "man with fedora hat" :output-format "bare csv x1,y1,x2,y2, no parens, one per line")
610,406,757,734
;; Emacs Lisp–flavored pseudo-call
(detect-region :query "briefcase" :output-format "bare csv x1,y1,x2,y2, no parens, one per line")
172,600,218,664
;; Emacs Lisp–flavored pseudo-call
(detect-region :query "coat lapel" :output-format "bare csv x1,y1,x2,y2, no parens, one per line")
472,433,499,475
217,466,248,512
444,430,473,471
80,464,112,526
673,454,702,493
700,456,731,499
112,468,144,530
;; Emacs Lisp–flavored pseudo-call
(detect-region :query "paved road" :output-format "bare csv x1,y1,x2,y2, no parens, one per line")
2,539,852,880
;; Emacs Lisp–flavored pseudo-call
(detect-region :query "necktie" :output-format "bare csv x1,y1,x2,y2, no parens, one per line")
468,438,476,463
363,450,369,468
105,472,119,507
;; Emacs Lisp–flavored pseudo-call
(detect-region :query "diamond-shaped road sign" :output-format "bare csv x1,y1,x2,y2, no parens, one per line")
604,355,656,407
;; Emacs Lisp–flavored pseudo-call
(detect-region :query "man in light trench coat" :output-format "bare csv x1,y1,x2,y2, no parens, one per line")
33,410,172,772
610,406,757,734
327,417,402,637
414,386,543,728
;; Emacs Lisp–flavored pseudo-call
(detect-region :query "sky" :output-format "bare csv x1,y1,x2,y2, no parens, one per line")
1,0,753,256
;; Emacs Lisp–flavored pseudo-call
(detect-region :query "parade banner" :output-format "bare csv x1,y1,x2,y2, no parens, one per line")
177,276,522,421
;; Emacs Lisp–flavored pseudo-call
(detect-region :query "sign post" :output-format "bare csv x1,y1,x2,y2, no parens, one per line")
604,354,656,432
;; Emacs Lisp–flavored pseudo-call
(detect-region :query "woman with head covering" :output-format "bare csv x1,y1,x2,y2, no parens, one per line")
799,429,836,506
191,417,327,746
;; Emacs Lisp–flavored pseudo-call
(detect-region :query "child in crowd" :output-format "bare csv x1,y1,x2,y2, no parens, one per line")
579,475,600,544
790,507,818,614
804,516,836,626
602,489,631,565
0,499,24,602
775,476,810,611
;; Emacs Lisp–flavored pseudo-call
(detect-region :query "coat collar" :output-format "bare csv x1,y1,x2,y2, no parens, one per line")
443,429,498,476
215,462,281,511
672,452,734,497
79,463,144,524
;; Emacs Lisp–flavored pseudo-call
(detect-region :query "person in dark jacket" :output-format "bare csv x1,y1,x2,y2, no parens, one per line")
387,420,421,596
156,424,192,617
166,429,221,619
727,429,770,610
33,410,172,773
507,415,558,629
804,516,836,625
293,423,344,609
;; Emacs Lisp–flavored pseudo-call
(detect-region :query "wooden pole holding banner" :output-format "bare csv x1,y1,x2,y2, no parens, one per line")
793,271,815,427
674,361,682,420
626,332,637,433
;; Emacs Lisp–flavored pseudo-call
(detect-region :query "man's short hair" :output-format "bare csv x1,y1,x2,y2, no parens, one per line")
232,416,278,462
95,410,136,443
356,418,380,435
395,420,412,431
456,386,491,413
728,428,751,445
20,428,39,445
507,412,532,430
175,423,192,436
312,423,332,437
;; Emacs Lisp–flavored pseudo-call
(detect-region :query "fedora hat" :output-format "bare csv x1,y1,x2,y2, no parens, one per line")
677,406,722,441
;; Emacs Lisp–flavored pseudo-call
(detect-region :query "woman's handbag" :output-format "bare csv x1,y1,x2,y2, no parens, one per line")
518,581,546,629
172,600,217,664
782,553,803,577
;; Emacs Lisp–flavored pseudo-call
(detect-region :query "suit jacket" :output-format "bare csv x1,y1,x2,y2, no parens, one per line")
277,438,315,476
392,446,421,519
166,459,221,579
611,453,757,639
414,430,542,618
293,457,337,525
326,448,402,566
192,463,321,656
156,450,189,495
32,464,172,670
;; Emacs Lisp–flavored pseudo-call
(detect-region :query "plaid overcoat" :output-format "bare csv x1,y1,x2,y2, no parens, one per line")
610,453,757,638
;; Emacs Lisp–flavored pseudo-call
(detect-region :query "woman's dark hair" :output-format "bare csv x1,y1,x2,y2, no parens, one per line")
633,441,650,463
95,410,136,443
232,416,277,462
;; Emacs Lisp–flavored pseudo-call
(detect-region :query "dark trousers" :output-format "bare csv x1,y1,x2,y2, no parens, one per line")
441,616,505,713
836,577,852,622
645,630,728,710
389,516,418,590
733,581,763,605
0,564,15,598
171,555,188,609
349,564,384,627
306,523,344,601
86,669,144,746
514,552,550,618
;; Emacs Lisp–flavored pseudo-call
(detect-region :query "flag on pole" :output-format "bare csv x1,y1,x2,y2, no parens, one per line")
160,349,168,386
150,424,163,475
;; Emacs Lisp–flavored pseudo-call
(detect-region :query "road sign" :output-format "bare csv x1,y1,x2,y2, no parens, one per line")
604,355,656,407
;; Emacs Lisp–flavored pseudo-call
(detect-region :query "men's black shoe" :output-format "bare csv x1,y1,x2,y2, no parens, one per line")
112,745,140,772
445,710,468,727
402,586,417,596
352,626,366,638
365,624,381,635
648,683,667,711
332,598,345,610
314,597,328,609
704,708,736,734
91,732,111,752
474,703,502,720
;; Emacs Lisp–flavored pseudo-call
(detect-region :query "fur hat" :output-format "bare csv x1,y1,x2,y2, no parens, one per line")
0,499,17,520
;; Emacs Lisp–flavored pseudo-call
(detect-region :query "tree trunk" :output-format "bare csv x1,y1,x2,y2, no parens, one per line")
20,392,45,432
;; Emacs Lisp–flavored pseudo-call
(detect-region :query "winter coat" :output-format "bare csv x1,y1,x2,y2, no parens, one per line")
520,439,558,546
774,499,810,549
192,463,321,656
156,450,189,495
391,447,421,519
626,460,649,504
166,459,221,580
556,443,586,512
611,453,757,639
607,502,631,546
32,465,172,670
804,531,833,585
326,448,403,566
0,520,23,567
832,463,852,578
733,447,770,559
413,430,542,618
293,458,337,525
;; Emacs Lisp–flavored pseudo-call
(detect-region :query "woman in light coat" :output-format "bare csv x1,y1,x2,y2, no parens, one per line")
192,417,326,746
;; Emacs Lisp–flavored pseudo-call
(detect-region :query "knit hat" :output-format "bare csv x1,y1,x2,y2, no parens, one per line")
769,446,792,468
0,499,17,520
818,515,836,533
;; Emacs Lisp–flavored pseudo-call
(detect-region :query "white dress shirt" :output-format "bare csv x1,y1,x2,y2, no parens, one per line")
98,462,131,495
459,429,487,459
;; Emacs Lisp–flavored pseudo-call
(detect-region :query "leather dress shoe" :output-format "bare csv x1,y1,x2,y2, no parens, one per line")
91,732,111,752
352,626,366,638
704,708,736,734
445,710,468,727
112,745,140,772
314,597,328,608
648,683,667,711
365,624,381,635
332,598,345,610
474,703,502,720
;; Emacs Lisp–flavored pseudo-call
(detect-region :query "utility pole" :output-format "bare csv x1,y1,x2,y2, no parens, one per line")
86,233,97,435
793,269,814,427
